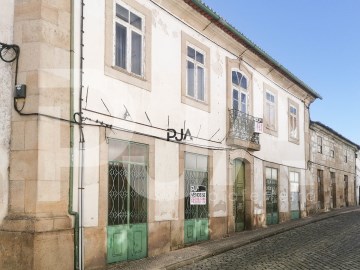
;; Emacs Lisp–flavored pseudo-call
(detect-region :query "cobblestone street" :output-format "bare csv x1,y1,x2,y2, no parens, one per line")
178,211,360,270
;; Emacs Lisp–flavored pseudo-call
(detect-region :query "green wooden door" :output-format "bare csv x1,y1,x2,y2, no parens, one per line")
234,159,245,231
184,153,209,244
266,167,278,225
107,141,148,264
107,225,128,263
184,219,209,244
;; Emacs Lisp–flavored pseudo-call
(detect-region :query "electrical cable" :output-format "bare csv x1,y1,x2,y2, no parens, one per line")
0,42,20,85
83,107,224,144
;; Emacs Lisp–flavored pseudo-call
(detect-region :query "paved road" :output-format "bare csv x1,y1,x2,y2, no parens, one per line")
178,211,360,270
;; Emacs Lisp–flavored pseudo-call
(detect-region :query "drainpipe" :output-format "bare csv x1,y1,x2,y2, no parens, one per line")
69,0,80,269
78,0,86,268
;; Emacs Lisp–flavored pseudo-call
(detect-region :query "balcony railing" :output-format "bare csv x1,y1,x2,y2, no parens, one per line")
228,109,262,148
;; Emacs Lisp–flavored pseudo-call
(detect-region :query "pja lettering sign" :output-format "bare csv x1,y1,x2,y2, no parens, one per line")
190,185,206,205
167,128,193,141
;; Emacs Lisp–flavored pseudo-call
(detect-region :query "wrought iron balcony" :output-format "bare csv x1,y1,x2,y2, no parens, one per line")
227,109,262,150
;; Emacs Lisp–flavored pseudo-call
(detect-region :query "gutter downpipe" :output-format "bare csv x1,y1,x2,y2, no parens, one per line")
70,1,80,269
78,0,86,269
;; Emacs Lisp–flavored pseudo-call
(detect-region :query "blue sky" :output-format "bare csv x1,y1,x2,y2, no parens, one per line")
202,0,360,144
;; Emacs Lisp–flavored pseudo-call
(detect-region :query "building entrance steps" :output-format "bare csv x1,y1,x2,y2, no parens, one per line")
108,207,360,270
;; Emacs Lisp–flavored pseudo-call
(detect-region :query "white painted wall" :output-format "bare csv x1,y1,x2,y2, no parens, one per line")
154,139,179,221
253,73,306,169
279,166,289,213
0,0,14,223
211,150,227,217
253,158,263,215
76,0,311,226
300,169,306,211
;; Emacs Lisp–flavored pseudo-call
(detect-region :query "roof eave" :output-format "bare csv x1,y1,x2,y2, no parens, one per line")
185,0,323,100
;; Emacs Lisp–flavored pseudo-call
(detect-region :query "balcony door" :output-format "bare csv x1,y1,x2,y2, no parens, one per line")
232,70,248,114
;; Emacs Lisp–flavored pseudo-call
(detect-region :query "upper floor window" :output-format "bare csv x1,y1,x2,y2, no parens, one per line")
265,90,276,130
105,0,152,90
317,136,323,154
288,100,299,143
181,32,210,112
345,151,348,163
330,143,335,158
232,70,248,113
115,3,144,76
186,45,206,102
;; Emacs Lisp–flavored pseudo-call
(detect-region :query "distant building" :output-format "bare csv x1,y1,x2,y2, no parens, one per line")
356,151,360,205
308,121,359,213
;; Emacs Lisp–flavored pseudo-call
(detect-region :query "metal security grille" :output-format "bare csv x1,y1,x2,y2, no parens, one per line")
108,162,128,225
266,179,278,214
108,162,147,225
229,109,261,145
184,170,208,219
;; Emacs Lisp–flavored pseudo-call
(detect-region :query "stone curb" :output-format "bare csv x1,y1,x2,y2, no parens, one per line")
164,207,360,270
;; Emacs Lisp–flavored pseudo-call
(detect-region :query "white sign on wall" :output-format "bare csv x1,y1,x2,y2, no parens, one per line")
254,118,263,133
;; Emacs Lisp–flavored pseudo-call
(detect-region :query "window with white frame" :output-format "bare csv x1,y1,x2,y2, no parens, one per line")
114,2,144,76
232,70,247,113
186,45,206,102
289,102,299,142
265,91,276,130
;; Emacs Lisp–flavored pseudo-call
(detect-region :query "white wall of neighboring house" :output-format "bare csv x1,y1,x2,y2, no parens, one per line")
74,0,309,227
0,0,14,223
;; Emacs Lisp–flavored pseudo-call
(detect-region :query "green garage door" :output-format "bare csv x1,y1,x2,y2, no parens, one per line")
107,140,148,264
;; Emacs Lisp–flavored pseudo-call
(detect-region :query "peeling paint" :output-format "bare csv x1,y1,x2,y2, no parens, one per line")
211,50,223,77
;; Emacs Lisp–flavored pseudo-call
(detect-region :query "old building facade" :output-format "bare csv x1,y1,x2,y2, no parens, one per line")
70,0,322,268
0,0,14,225
0,0,357,270
307,121,359,213
0,0,74,269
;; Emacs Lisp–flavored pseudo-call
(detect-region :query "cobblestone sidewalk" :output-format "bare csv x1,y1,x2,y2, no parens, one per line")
108,207,360,270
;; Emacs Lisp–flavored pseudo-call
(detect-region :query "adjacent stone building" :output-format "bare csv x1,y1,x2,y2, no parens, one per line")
0,1,74,269
307,121,359,213
356,151,360,205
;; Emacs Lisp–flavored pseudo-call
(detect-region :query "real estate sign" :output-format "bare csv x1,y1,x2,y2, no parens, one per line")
190,185,206,205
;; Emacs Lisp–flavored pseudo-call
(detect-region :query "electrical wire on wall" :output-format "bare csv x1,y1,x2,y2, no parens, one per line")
0,42,20,83
0,42,79,123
